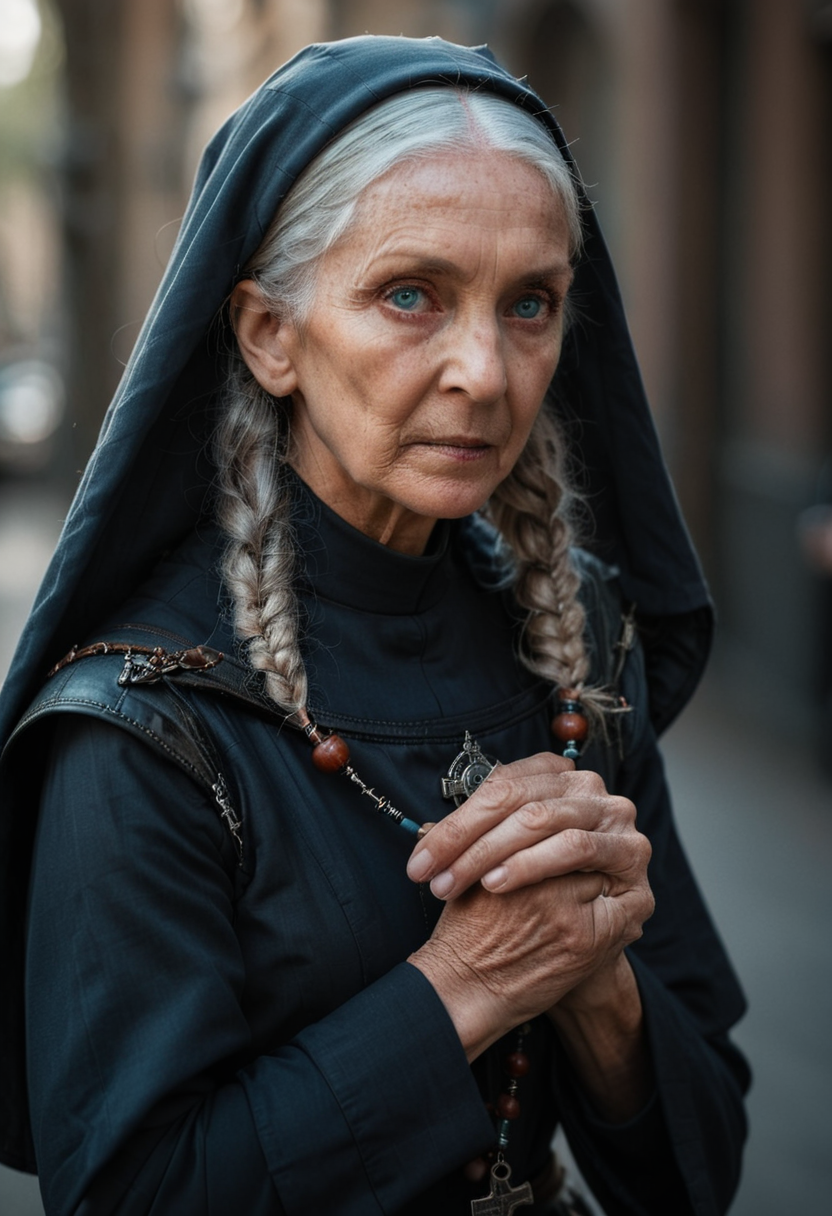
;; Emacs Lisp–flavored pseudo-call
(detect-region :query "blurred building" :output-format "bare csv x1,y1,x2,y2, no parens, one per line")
40,0,832,746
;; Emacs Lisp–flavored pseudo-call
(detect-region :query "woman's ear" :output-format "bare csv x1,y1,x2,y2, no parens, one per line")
231,279,299,397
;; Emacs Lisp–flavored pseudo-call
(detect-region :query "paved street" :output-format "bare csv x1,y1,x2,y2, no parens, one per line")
0,477,829,1215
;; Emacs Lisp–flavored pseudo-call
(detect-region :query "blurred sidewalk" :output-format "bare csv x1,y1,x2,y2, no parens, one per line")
0,477,830,1215
661,673,832,1214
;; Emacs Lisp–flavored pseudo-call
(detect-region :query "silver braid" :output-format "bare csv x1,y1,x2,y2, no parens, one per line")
488,407,615,728
214,360,308,717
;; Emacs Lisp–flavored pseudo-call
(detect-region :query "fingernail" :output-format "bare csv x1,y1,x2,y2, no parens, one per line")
482,865,508,891
406,849,433,882
430,870,454,899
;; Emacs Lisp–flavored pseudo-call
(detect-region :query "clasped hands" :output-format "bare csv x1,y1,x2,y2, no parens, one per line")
407,752,655,1076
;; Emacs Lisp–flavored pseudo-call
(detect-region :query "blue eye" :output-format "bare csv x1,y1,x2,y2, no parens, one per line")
513,296,543,319
388,287,423,311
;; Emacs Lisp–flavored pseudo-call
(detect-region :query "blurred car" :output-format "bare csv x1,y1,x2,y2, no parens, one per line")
0,355,64,474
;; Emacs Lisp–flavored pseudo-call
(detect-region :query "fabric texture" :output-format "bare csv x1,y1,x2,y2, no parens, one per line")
0,33,747,1216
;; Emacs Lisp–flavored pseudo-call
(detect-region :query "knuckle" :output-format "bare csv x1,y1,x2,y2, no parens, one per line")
516,799,555,835
560,826,592,864
539,750,571,773
473,776,513,816
436,811,471,851
573,769,607,795
609,795,637,826
464,832,497,873
632,885,656,929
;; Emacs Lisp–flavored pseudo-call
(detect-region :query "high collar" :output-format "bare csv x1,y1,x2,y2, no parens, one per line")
292,475,452,616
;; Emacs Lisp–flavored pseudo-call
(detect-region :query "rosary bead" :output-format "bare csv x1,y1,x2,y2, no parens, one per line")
550,711,588,743
311,733,351,773
504,1050,530,1078
497,1093,521,1120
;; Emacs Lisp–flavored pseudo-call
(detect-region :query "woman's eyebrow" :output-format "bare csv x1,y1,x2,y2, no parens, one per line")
524,267,575,287
364,253,460,277
366,253,574,282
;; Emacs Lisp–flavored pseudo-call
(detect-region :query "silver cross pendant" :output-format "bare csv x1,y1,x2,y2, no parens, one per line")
470,1160,534,1215
441,731,498,806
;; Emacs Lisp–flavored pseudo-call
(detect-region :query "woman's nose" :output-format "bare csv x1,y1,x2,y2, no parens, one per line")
438,316,508,404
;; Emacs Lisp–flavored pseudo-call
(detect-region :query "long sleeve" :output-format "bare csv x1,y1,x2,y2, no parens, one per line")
550,728,749,1216
26,717,494,1216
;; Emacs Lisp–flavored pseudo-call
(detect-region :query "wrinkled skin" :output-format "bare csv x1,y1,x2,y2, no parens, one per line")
233,150,573,555
407,753,655,1120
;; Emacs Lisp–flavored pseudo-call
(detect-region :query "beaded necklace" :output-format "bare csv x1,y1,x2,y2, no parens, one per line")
465,1023,534,1213
297,688,587,836
296,697,589,1215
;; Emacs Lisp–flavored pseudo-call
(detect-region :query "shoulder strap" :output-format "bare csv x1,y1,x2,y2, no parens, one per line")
7,626,256,867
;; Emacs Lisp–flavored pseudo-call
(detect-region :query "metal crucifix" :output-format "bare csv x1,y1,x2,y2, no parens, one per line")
470,1160,534,1216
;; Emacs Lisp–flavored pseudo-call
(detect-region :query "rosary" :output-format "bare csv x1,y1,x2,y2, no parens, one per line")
465,1022,535,1215
299,716,589,1216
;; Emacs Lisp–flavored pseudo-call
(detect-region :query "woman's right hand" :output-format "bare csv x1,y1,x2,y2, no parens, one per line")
407,752,653,1062
408,863,648,1062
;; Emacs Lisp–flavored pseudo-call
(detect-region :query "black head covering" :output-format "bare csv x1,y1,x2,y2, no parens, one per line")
0,34,711,746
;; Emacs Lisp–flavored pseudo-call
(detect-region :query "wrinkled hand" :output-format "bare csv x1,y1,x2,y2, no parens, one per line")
406,752,650,904
407,753,654,1059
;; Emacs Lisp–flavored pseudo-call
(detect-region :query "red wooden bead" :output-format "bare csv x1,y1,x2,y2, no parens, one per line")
504,1051,530,1078
551,711,588,743
497,1093,521,1120
311,733,350,773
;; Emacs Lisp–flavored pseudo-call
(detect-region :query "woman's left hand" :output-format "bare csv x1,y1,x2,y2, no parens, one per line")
406,751,651,908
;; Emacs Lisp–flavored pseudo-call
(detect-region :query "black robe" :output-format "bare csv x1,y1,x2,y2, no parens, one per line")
0,34,747,1216
19,485,745,1215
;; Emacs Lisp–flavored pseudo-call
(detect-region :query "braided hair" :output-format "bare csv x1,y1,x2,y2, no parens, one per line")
214,87,609,727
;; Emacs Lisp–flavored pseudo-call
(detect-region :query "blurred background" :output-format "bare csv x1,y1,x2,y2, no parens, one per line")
0,1,829,1213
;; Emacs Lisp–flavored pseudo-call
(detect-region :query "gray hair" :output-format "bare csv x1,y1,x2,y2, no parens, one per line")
247,86,582,323
216,86,607,726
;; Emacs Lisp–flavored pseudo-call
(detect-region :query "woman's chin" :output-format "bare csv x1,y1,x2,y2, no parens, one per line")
396,453,512,520
402,480,499,524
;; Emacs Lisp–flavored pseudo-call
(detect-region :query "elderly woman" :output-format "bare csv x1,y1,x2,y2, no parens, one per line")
0,36,747,1216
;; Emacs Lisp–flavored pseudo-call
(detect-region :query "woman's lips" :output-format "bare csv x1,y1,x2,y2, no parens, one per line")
413,438,493,461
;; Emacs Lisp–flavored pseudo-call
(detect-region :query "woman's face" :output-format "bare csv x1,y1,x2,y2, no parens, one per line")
239,149,573,554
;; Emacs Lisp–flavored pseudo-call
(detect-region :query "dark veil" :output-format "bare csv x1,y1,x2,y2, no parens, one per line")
0,39,713,1171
